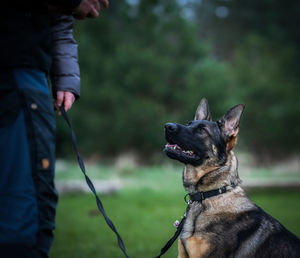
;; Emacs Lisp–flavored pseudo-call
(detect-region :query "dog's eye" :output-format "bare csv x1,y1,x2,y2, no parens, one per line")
197,126,208,135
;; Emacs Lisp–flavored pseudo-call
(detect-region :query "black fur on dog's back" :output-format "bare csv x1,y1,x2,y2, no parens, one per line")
199,206,300,258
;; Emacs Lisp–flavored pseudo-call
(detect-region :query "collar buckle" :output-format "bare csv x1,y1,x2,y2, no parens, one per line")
200,191,205,201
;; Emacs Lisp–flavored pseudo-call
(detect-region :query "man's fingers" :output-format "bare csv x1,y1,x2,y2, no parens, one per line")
87,0,100,18
73,0,108,20
100,0,109,9
73,0,102,20
56,91,64,107
54,91,75,115
64,100,72,111
54,91,65,116
87,6,99,18
64,92,76,112
94,0,100,11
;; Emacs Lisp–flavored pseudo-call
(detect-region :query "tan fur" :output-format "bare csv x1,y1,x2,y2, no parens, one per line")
185,236,210,258
179,236,211,258
226,135,238,152
183,151,241,193
178,239,188,258
183,165,219,191
211,145,217,155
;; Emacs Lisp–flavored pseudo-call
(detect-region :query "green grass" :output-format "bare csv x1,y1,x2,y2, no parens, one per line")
50,166,300,258
247,189,300,236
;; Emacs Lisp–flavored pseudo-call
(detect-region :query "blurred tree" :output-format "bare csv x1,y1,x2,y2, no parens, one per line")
57,0,228,159
56,0,300,162
229,35,300,158
192,0,300,159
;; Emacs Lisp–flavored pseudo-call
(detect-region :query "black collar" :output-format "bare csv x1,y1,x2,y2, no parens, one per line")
184,185,227,203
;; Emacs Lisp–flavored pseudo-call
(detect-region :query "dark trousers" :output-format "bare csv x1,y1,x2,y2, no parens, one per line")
0,68,58,257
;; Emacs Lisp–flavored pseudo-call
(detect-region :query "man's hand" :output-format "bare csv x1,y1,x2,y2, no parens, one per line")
54,91,76,116
73,0,109,20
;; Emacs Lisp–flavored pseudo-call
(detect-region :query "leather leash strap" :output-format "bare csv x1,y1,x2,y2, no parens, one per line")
155,215,186,258
59,106,130,258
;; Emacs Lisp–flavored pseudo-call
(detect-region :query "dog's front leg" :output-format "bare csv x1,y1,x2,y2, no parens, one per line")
178,238,189,258
185,236,211,258
178,236,211,258
178,202,206,258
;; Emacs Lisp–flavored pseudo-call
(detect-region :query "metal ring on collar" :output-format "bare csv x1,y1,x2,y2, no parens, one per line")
184,193,191,204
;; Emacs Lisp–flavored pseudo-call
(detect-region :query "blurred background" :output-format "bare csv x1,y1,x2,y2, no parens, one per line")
51,0,300,257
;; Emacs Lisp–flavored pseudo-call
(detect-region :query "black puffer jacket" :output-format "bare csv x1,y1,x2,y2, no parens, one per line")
0,0,81,97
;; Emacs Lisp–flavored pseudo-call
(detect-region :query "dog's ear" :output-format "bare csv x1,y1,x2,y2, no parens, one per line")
218,104,245,151
194,98,212,121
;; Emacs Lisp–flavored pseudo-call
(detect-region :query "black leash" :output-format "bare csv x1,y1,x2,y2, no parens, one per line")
155,185,228,257
59,106,130,258
155,215,186,258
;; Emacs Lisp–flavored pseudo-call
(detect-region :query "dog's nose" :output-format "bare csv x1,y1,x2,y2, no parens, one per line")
165,123,178,133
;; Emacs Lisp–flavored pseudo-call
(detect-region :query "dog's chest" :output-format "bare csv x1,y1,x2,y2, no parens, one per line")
180,202,208,239
181,192,254,239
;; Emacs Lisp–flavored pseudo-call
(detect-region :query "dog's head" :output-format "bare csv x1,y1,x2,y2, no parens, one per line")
164,98,244,169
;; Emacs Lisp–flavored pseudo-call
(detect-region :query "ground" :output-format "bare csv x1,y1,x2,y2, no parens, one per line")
50,164,300,258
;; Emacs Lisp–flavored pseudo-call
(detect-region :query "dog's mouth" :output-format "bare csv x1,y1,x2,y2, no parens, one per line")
165,143,197,157
164,142,200,165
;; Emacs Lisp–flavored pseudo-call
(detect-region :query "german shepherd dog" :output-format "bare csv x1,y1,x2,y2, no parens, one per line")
164,98,300,258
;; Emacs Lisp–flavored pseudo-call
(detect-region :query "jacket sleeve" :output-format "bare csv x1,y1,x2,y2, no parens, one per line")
50,15,81,99
46,0,82,10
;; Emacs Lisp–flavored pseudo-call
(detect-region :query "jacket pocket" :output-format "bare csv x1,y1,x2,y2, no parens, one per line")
21,89,56,172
